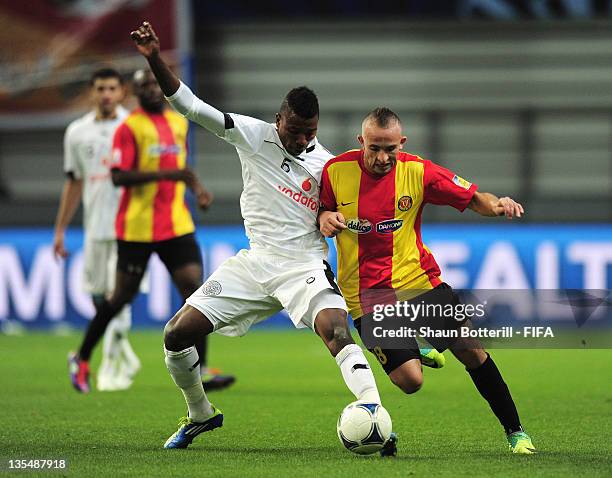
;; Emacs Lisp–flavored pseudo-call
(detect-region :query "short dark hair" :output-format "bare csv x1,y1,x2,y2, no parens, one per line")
280,86,319,119
363,107,401,128
90,67,123,86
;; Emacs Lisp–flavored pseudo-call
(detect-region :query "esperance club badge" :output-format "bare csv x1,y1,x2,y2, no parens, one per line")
397,195,413,211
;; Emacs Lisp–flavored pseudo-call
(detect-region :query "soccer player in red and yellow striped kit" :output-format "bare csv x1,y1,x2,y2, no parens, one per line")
113,101,195,243
69,70,234,394
319,107,535,454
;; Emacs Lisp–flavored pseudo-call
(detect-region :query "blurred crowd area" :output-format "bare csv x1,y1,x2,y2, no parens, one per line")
197,1,612,19
0,0,610,225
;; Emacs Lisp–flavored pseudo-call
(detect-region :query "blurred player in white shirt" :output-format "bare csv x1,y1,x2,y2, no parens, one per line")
131,22,386,450
54,68,140,392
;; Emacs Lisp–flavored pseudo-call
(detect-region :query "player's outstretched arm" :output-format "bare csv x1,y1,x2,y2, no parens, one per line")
468,191,524,219
131,21,225,136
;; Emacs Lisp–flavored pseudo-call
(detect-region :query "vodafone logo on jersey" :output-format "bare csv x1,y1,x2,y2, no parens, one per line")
277,185,318,211
302,178,312,192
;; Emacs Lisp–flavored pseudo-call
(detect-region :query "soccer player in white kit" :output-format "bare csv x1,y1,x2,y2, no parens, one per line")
131,22,384,450
55,68,140,392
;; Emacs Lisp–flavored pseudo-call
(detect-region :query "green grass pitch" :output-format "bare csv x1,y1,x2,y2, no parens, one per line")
1,330,610,477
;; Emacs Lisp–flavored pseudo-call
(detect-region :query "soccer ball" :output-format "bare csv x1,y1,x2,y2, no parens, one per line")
337,402,392,455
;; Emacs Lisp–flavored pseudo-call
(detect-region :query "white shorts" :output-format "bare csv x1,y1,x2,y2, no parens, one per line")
83,238,117,295
186,249,348,337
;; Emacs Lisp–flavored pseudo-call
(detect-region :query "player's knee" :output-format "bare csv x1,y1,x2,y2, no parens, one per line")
171,265,203,299
391,374,423,394
389,364,423,394
163,314,192,350
453,346,487,370
109,286,139,310
175,280,200,300
164,306,213,351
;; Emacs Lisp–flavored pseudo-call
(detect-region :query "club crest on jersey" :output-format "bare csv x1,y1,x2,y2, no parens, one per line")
397,195,413,211
302,178,312,192
452,175,471,190
85,144,95,158
202,280,222,296
346,218,372,234
376,219,403,234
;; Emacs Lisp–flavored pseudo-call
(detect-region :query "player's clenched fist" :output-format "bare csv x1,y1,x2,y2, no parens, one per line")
131,21,160,58
53,233,69,259
319,210,347,237
494,196,524,219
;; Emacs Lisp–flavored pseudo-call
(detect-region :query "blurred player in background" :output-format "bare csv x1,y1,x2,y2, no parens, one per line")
130,21,387,451
55,67,141,392
68,69,235,394
319,107,536,454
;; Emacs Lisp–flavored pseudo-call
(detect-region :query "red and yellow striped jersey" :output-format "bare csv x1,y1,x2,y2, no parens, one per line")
320,150,477,319
112,108,195,242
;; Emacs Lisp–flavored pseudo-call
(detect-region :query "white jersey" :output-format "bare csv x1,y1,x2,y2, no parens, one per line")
221,113,333,257
168,83,333,258
63,107,128,240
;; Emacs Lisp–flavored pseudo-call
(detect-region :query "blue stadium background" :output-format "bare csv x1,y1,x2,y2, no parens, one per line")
2,225,610,329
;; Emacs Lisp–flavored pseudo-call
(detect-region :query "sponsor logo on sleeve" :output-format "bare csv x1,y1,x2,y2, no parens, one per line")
346,218,372,234
397,195,413,211
452,175,472,190
376,219,404,233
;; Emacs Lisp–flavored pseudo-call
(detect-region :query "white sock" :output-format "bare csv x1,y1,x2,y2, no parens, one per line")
113,305,132,335
335,343,381,404
99,317,122,378
120,339,141,373
164,346,213,422
113,306,140,372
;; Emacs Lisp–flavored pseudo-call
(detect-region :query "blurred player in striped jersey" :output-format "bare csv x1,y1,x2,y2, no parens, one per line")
68,69,235,394
319,107,535,454
55,68,140,392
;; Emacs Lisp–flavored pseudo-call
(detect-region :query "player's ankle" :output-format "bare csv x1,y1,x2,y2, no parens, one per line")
506,425,524,435
187,394,214,422
359,388,381,404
